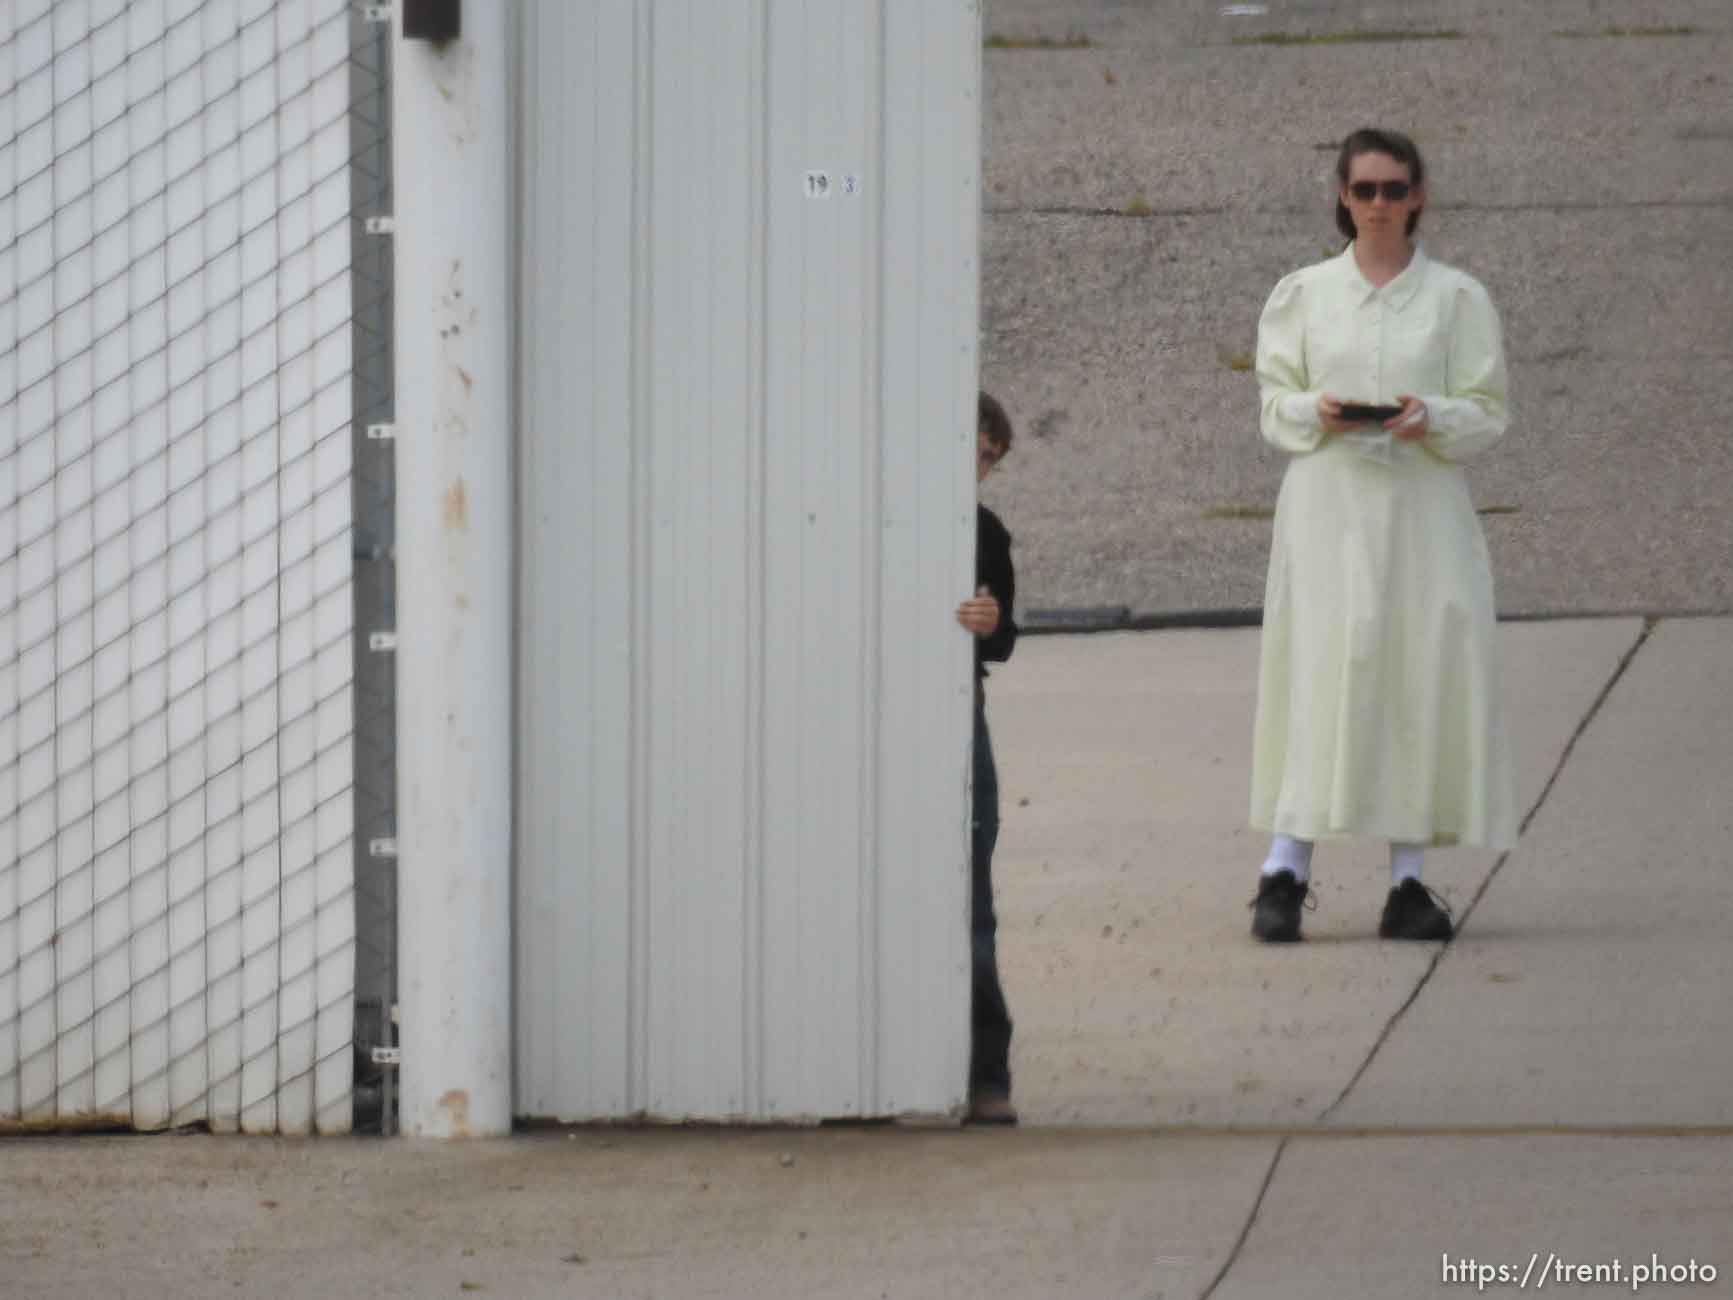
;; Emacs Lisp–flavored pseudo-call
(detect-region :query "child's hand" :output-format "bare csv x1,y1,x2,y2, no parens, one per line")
956,587,1001,638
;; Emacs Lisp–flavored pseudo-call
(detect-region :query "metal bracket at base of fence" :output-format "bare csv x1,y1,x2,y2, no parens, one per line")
370,1044,400,1136
371,999,402,1135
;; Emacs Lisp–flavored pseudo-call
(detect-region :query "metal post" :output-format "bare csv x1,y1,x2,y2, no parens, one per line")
391,0,514,1138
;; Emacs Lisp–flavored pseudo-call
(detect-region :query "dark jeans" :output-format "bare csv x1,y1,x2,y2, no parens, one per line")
971,683,1013,1094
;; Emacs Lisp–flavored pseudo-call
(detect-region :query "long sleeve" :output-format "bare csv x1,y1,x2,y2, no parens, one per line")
1421,279,1509,462
976,506,1017,669
1256,271,1327,455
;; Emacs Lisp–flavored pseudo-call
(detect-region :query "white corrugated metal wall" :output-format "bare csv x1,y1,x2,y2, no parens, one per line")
0,0,354,1134
515,0,982,1122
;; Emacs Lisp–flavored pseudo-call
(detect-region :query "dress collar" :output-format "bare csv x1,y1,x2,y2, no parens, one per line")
1340,242,1429,311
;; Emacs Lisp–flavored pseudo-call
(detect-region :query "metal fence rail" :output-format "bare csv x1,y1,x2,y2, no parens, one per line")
345,0,395,1135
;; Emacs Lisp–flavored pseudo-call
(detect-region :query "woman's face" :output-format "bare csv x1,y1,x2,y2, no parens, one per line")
1340,150,1423,241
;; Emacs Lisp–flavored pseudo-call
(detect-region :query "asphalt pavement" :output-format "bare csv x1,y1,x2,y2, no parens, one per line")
977,0,1733,621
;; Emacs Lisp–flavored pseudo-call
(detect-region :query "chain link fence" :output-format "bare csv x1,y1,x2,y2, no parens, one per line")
1,0,397,1134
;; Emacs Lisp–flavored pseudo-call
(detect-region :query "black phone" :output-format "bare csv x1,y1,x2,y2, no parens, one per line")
1338,402,1404,423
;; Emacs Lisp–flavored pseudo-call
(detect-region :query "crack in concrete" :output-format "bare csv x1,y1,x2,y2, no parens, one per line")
1198,1136,1289,1300
1315,617,1659,1124
1188,1119,1732,1298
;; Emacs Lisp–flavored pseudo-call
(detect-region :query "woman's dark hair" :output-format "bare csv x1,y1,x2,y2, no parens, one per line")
1334,127,1426,241
978,390,1013,451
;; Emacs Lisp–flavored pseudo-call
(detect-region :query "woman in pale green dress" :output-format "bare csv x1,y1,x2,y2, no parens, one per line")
1249,128,1516,944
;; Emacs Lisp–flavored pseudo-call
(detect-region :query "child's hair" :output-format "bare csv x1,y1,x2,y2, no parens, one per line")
978,390,1013,452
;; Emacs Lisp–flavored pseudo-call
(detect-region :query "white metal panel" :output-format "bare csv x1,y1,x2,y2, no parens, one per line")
515,0,980,1121
515,0,638,1122
0,0,355,1134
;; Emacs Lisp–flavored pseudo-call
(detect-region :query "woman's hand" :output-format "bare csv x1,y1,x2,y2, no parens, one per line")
956,587,1001,638
1386,395,1429,441
1317,394,1356,435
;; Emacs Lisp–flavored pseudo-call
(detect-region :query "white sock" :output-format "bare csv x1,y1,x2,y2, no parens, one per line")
1390,842,1425,887
1261,834,1314,884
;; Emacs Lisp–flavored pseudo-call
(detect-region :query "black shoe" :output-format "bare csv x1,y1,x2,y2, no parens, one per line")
966,1087,1018,1126
1379,878,1454,941
1250,870,1309,943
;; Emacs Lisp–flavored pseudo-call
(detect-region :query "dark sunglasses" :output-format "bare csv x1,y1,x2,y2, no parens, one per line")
1347,180,1413,202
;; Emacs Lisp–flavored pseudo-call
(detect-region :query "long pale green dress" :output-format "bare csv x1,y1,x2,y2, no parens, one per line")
1250,244,1516,850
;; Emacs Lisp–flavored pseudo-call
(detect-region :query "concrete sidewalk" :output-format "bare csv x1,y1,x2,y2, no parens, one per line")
3,620,1730,1299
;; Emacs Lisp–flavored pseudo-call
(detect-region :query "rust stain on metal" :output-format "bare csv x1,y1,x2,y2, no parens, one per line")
434,260,479,437
438,1089,472,1138
433,40,480,143
443,479,468,532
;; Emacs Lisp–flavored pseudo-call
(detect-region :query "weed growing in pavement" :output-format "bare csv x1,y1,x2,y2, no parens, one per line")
1232,29,1465,46
1554,25,1697,38
1203,503,1516,521
1201,506,1276,521
985,32,1093,50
